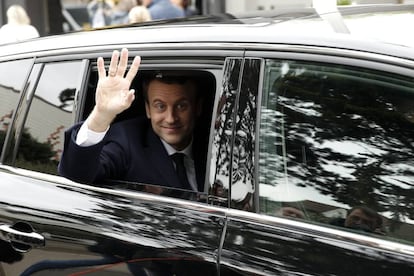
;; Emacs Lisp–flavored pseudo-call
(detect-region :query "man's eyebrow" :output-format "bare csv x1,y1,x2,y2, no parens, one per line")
151,98,165,104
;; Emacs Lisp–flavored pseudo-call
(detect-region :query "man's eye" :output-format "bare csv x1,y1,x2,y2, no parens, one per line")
176,103,189,110
154,103,165,111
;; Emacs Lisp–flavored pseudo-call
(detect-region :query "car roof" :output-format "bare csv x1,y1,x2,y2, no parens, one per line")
0,4,413,62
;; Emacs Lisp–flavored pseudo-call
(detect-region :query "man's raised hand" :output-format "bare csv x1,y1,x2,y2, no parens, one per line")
89,48,141,132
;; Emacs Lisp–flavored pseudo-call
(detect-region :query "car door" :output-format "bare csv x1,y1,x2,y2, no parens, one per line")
219,50,414,275
0,48,238,275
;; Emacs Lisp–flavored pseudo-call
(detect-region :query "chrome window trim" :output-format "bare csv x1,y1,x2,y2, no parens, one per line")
225,207,414,258
245,47,414,73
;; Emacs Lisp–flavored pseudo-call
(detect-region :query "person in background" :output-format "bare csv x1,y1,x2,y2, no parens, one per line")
88,0,137,27
128,4,152,23
110,0,138,25
87,0,113,28
0,5,39,44
147,0,185,20
171,0,198,16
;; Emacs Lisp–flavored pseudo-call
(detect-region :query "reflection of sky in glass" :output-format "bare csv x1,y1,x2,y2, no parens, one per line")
321,140,387,158
0,59,32,91
35,62,81,109
279,96,322,117
321,161,356,180
260,182,347,209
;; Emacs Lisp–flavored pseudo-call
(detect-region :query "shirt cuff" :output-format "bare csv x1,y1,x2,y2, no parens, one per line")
75,121,108,146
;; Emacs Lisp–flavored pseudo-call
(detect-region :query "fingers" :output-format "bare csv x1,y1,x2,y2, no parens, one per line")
99,48,141,81
125,56,141,83
97,57,105,79
116,48,129,77
108,50,120,77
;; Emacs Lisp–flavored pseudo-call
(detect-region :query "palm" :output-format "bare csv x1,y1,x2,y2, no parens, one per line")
95,49,141,118
96,75,133,115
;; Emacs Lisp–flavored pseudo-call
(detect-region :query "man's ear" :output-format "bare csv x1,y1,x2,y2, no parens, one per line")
145,102,151,118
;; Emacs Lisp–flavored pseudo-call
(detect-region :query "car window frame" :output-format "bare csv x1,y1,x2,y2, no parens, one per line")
72,49,242,203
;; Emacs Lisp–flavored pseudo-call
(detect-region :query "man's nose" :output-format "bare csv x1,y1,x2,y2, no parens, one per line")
165,107,177,123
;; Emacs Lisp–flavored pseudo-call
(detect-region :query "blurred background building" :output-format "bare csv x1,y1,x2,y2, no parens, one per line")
0,0,413,37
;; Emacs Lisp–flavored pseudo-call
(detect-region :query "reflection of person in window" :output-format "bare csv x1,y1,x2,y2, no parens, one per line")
331,206,384,234
276,206,305,219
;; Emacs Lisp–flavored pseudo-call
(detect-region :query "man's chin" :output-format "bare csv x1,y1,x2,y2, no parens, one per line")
161,135,181,147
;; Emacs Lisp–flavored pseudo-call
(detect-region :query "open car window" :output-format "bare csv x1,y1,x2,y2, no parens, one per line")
81,65,218,201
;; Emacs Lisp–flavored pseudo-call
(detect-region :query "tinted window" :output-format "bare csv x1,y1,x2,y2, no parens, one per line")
259,59,414,244
15,61,83,174
0,59,32,157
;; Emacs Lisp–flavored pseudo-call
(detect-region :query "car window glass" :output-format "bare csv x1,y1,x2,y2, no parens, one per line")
259,59,414,244
0,59,32,157
15,61,83,174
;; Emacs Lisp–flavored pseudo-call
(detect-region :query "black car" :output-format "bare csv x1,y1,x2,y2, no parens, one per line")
1,4,414,276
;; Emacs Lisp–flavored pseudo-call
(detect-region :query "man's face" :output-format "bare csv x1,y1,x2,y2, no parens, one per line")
345,209,377,232
145,79,200,151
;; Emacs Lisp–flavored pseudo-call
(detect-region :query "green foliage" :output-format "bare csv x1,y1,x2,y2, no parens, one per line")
337,0,352,5
15,129,59,175
18,130,55,162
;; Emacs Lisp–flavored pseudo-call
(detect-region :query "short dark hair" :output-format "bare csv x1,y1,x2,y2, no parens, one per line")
141,71,201,103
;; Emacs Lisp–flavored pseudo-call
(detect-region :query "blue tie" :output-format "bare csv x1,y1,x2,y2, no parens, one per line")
171,153,192,190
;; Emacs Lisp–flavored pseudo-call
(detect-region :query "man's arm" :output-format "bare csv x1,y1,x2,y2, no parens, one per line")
58,48,141,182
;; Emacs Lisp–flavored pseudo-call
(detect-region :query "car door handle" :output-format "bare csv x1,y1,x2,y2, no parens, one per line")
0,222,45,252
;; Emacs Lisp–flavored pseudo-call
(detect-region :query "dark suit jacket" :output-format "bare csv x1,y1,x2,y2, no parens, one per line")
58,117,206,191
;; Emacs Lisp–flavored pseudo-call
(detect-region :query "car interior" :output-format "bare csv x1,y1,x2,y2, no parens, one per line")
81,65,217,198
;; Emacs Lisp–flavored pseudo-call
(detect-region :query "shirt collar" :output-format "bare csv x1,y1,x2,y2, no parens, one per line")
161,138,193,159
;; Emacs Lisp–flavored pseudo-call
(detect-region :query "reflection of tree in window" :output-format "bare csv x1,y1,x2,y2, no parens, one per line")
15,129,57,174
231,59,260,210
15,61,83,175
259,59,414,242
59,88,76,109
210,59,241,194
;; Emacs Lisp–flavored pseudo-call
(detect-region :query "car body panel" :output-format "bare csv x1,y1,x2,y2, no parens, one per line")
0,167,224,275
222,210,414,275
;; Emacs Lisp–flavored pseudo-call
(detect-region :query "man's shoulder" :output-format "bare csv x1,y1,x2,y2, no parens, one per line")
111,116,150,131
107,116,159,147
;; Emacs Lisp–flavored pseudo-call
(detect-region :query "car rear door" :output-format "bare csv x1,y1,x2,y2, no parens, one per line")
218,49,414,275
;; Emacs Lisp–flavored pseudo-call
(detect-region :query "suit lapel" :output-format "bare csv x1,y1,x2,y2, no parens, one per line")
144,128,182,189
